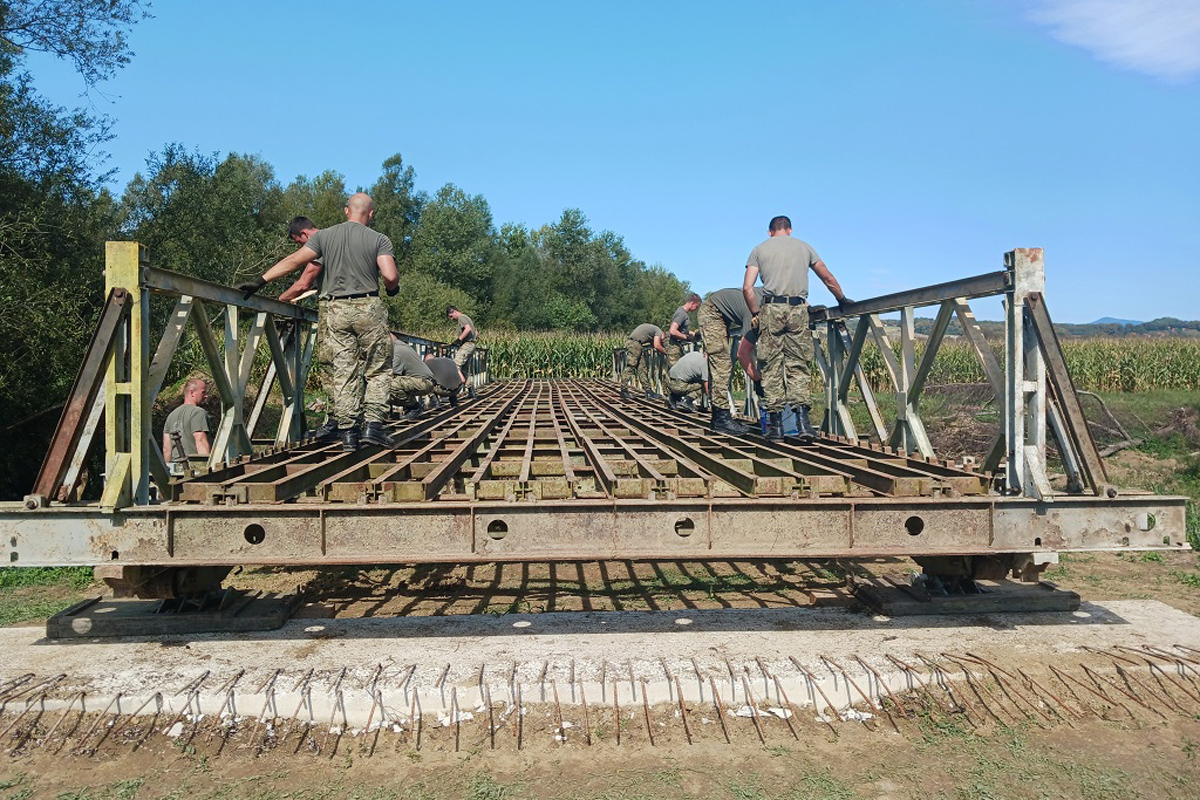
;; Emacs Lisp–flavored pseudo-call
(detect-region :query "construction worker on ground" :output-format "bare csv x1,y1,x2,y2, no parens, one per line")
743,215,850,442
446,305,477,394
698,288,763,435
240,193,400,452
162,377,210,473
666,350,708,411
665,292,701,369
620,323,668,400
390,335,436,419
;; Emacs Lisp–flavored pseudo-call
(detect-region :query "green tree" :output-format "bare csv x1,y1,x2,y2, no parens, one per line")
279,169,348,230
369,153,424,267
407,183,499,316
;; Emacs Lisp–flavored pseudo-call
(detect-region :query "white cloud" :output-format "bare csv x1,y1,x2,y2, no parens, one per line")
1025,0,1200,82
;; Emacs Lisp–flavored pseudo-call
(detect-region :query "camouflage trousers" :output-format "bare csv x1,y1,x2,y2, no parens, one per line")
667,378,703,400
453,341,476,374
698,302,734,410
390,375,435,408
757,302,814,412
327,296,391,427
664,339,685,370
621,340,651,391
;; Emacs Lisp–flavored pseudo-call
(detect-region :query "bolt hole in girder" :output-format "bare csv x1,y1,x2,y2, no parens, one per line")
487,519,508,540
1035,537,1042,547
674,517,695,537
243,524,266,545
110,550,119,560
904,516,925,536
8,552,16,563
1137,513,1157,532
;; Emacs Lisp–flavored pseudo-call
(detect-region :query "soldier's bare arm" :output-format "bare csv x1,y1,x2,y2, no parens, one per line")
377,254,399,292
278,262,323,302
743,265,761,315
653,335,667,355
811,260,847,302
261,245,318,283
192,431,210,458
736,336,760,381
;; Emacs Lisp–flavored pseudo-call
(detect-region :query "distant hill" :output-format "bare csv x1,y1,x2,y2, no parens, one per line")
1089,316,1143,326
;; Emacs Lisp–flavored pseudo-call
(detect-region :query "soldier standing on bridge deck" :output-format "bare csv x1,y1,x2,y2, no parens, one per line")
620,323,668,400
743,215,849,442
665,293,701,369
446,305,477,393
241,193,400,452
698,287,763,435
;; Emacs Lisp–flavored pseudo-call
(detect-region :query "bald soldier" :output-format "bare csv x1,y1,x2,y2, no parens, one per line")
620,323,668,400
743,215,849,442
241,193,400,451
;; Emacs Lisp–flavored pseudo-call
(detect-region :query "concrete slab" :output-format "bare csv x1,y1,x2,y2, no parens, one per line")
2,600,1198,730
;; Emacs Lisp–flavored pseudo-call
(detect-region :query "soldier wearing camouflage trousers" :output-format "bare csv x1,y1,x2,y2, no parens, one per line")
620,323,668,399
742,215,850,442
242,193,400,451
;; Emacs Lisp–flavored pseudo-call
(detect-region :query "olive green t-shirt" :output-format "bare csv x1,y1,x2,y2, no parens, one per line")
304,221,394,298
392,341,435,380
705,288,763,337
425,356,464,391
668,351,709,384
746,235,820,298
164,403,208,461
629,323,664,344
669,306,691,339
456,314,477,342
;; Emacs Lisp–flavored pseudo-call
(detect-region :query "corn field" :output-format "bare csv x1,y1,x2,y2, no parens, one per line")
473,331,1200,393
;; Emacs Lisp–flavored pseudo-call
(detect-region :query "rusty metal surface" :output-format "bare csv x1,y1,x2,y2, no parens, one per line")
2,379,1188,568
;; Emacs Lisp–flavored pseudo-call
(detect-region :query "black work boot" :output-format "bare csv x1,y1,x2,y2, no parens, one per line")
402,402,423,420
313,417,340,443
796,404,818,443
644,389,663,400
362,421,395,448
765,411,784,441
679,395,697,411
448,389,460,407
667,393,684,411
711,407,750,436
340,426,360,452
620,386,633,400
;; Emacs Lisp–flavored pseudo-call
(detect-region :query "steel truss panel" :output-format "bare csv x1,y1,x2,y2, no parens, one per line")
2,493,1186,568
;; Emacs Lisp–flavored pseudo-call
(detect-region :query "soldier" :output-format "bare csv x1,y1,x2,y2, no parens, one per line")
665,293,701,369
423,354,465,406
620,323,668,399
240,193,400,451
743,215,849,442
275,217,344,443
446,305,477,389
161,378,210,473
390,336,436,419
698,288,763,435
666,350,708,411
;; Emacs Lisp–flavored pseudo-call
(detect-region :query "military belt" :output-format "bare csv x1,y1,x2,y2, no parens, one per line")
330,291,380,300
761,295,806,306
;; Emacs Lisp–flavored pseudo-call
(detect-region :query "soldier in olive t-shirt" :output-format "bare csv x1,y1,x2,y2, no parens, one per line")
621,324,668,397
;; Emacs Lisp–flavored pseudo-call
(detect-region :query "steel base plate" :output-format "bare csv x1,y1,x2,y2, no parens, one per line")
45,590,302,639
852,576,1081,616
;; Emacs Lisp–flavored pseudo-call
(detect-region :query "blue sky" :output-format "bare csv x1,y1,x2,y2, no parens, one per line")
27,0,1200,323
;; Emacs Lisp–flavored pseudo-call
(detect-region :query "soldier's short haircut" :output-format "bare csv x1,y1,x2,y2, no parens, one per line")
768,216,792,233
686,292,701,305
446,305,458,315
287,216,316,239
185,377,207,395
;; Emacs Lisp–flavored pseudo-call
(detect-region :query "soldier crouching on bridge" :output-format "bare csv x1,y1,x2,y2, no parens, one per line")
240,193,400,452
390,336,436,419
666,350,708,411
698,287,763,436
743,215,850,442
423,354,466,407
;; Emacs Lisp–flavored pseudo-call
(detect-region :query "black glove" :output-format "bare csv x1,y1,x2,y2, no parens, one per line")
385,284,400,297
237,276,267,299
838,296,854,310
753,380,766,398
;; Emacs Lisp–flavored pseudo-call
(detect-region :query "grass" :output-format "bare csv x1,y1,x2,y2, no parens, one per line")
0,567,96,626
